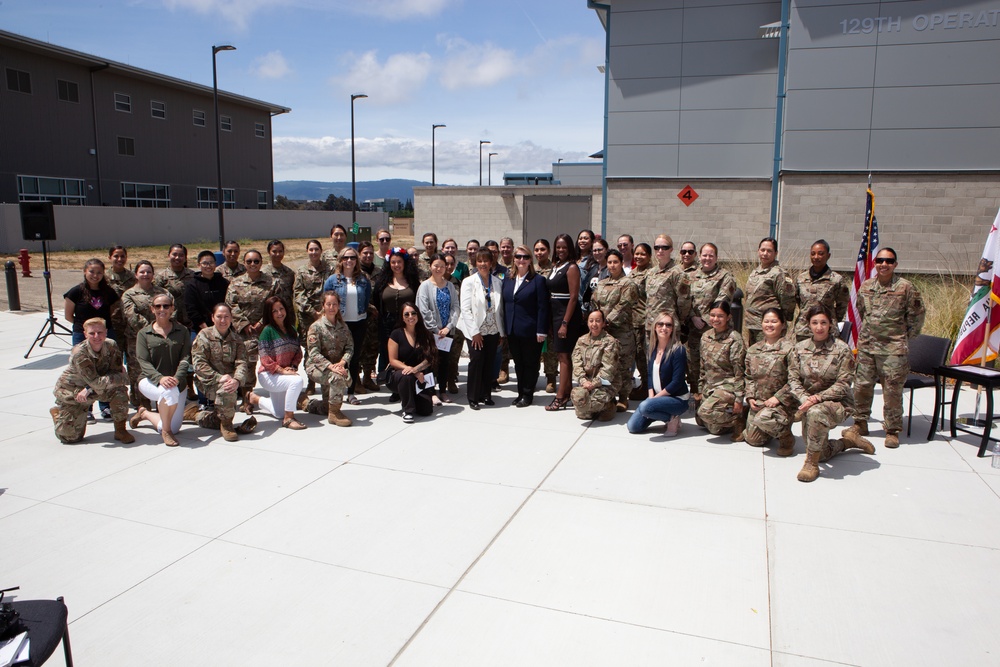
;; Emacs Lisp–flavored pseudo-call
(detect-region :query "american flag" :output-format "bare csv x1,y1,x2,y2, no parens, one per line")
847,187,880,352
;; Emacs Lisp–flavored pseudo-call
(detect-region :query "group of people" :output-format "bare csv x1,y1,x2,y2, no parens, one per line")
51,228,925,482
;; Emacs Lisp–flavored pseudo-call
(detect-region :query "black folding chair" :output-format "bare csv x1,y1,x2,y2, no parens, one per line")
904,335,952,437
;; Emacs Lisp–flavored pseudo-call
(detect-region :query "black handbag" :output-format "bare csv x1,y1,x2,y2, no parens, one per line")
0,587,21,640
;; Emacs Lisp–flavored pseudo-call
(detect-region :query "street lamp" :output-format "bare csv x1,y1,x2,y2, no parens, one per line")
432,124,445,186
212,44,236,251
488,152,498,186
479,140,491,186
351,93,368,232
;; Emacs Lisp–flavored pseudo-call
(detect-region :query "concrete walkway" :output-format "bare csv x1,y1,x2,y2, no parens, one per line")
1,309,998,666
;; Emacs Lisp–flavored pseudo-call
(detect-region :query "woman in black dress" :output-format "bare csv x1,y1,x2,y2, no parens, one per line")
386,302,438,423
545,233,583,411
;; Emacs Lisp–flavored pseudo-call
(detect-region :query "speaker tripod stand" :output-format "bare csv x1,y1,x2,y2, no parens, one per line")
24,240,73,358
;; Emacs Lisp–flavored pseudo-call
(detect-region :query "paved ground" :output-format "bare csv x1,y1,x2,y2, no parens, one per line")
2,309,999,666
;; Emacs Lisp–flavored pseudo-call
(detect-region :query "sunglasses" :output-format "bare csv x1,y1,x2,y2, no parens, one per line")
617,243,630,248
874,257,896,264
514,254,531,260
654,245,672,251
245,259,262,264
342,256,358,261
679,249,695,255
378,237,391,243
655,322,674,328
402,311,418,318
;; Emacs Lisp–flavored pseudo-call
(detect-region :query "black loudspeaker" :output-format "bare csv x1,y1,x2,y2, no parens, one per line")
20,201,57,241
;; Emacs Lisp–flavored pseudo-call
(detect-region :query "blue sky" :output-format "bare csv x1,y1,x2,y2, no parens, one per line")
4,0,607,186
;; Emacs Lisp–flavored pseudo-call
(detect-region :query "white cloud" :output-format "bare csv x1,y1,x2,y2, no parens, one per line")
160,0,454,26
437,36,517,90
160,0,289,29
348,0,455,19
332,51,432,105
251,51,291,79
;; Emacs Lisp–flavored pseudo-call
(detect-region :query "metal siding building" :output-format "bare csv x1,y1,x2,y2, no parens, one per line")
0,30,289,209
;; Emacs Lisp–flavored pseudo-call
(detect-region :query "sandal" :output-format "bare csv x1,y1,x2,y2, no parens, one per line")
129,407,146,429
545,397,568,412
347,395,361,406
282,417,306,430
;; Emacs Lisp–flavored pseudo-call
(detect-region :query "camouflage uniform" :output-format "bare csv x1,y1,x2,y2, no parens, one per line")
416,252,434,282
305,316,354,413
226,273,277,389
191,326,249,429
52,339,130,443
262,263,296,312
744,338,796,444
794,267,850,340
121,284,167,402
320,247,341,268
686,266,736,394
106,268,136,343
645,259,685,333
591,275,639,399
854,275,925,434
154,267,197,327
788,335,856,457
627,265,652,390
217,262,247,280
697,327,746,434
293,260,332,347
570,332,620,420
744,263,795,345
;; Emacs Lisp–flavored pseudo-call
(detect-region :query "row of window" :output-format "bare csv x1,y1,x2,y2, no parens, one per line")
6,68,266,137
17,175,268,209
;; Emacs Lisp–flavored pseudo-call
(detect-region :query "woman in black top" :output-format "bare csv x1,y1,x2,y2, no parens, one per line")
386,302,438,423
372,248,419,380
545,234,583,411
184,250,230,336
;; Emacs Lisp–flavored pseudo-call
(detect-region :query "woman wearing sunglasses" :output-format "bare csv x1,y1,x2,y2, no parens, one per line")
323,247,372,404
226,249,278,412
386,303,439,422
459,249,505,409
501,245,550,407
131,293,191,446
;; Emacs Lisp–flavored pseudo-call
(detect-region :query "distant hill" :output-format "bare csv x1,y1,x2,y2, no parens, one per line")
275,179,432,203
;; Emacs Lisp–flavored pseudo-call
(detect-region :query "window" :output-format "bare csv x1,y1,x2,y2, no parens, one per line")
257,190,268,209
121,182,170,208
57,80,79,103
193,109,206,127
197,187,235,209
255,122,265,139
6,68,31,94
220,115,232,132
17,175,85,206
151,100,166,119
117,136,135,156
114,92,131,113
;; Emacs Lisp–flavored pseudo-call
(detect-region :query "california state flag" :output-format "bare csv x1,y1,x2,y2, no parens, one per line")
951,208,1000,365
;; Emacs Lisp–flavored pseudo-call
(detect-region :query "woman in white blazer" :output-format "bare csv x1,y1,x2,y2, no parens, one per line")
458,248,506,409
416,253,461,403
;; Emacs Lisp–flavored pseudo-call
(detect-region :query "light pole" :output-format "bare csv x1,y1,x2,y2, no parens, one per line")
432,124,445,186
488,152,498,186
212,44,236,251
351,93,367,232
479,140,491,186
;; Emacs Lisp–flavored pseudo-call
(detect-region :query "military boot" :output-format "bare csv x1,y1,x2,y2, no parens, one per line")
220,416,239,442
296,391,310,412
545,375,557,394
597,402,616,422
776,431,796,457
884,432,899,449
49,406,60,424
114,421,135,444
843,428,876,454
796,450,821,483
846,420,869,437
328,401,352,427
183,402,200,422
730,413,746,442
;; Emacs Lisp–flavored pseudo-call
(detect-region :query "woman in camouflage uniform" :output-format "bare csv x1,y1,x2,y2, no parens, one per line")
305,291,354,427
686,243,737,396
788,305,875,483
570,309,621,421
744,237,795,346
627,242,653,398
51,317,133,444
191,303,255,441
106,246,136,354
154,243,196,329
293,240,332,394
226,249,277,411
591,249,639,411
262,240,296,309
696,300,746,439
744,307,796,454
121,260,166,407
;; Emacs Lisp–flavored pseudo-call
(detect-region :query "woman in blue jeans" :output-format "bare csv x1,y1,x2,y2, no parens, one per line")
627,311,689,436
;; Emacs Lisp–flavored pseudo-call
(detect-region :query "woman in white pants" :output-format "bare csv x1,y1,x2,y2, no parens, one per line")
250,295,307,429
132,293,190,446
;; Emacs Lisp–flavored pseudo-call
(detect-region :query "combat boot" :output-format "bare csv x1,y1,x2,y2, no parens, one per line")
183,402,200,422
796,450,821,483
114,421,135,444
49,406,60,424
730,414,746,442
846,420,869,436
597,402,616,422
296,391,310,412
328,401,352,427
843,428,876,454
776,431,796,457
545,376,557,394
363,369,379,392
220,416,239,442
884,432,899,449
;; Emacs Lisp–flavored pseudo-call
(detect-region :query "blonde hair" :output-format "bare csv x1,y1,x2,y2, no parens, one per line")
82,317,107,331
649,311,681,361
514,245,535,278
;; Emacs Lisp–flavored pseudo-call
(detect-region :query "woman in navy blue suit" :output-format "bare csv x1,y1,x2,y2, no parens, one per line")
502,245,551,407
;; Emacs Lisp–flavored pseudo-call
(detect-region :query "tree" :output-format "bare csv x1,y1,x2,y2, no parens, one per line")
322,194,356,212
274,195,301,210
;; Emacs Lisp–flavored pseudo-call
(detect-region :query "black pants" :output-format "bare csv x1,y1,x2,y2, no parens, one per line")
509,335,542,401
386,369,434,416
346,318,366,394
466,333,500,403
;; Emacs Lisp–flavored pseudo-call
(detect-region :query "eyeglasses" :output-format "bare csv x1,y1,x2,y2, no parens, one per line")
378,237,391,243
514,254,531,260
342,256,358,261
617,243,630,248
152,304,172,310
654,245,672,251
679,249,695,255
874,257,896,265
655,322,674,328
245,259,262,265
402,311,418,318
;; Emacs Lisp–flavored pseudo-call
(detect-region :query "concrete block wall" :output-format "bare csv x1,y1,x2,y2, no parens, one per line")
414,185,602,247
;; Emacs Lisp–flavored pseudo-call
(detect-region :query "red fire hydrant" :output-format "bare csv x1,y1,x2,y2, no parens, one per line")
18,249,31,277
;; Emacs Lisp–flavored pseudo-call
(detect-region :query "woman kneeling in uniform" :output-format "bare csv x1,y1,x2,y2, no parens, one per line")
191,303,257,441
304,291,354,427
570,309,620,421
744,307,796,454
51,317,133,444
696,300,746,440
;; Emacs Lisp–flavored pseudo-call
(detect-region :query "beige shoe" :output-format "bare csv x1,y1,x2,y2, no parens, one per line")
545,377,556,394
796,450,821,482
129,406,147,430
884,432,899,449
49,406,60,424
220,417,238,442
114,420,135,444
847,420,869,437
497,369,509,384
296,391,310,412
842,428,876,454
161,429,179,447
597,403,616,422
776,431,796,457
328,401,352,427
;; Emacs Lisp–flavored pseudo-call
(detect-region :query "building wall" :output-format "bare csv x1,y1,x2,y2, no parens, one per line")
413,186,602,247
0,205,387,254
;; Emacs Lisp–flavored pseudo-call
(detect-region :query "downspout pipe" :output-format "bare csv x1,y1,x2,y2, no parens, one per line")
589,0,611,239
768,0,791,239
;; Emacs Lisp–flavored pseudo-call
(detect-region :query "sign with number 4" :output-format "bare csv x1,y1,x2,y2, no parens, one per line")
677,185,698,206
